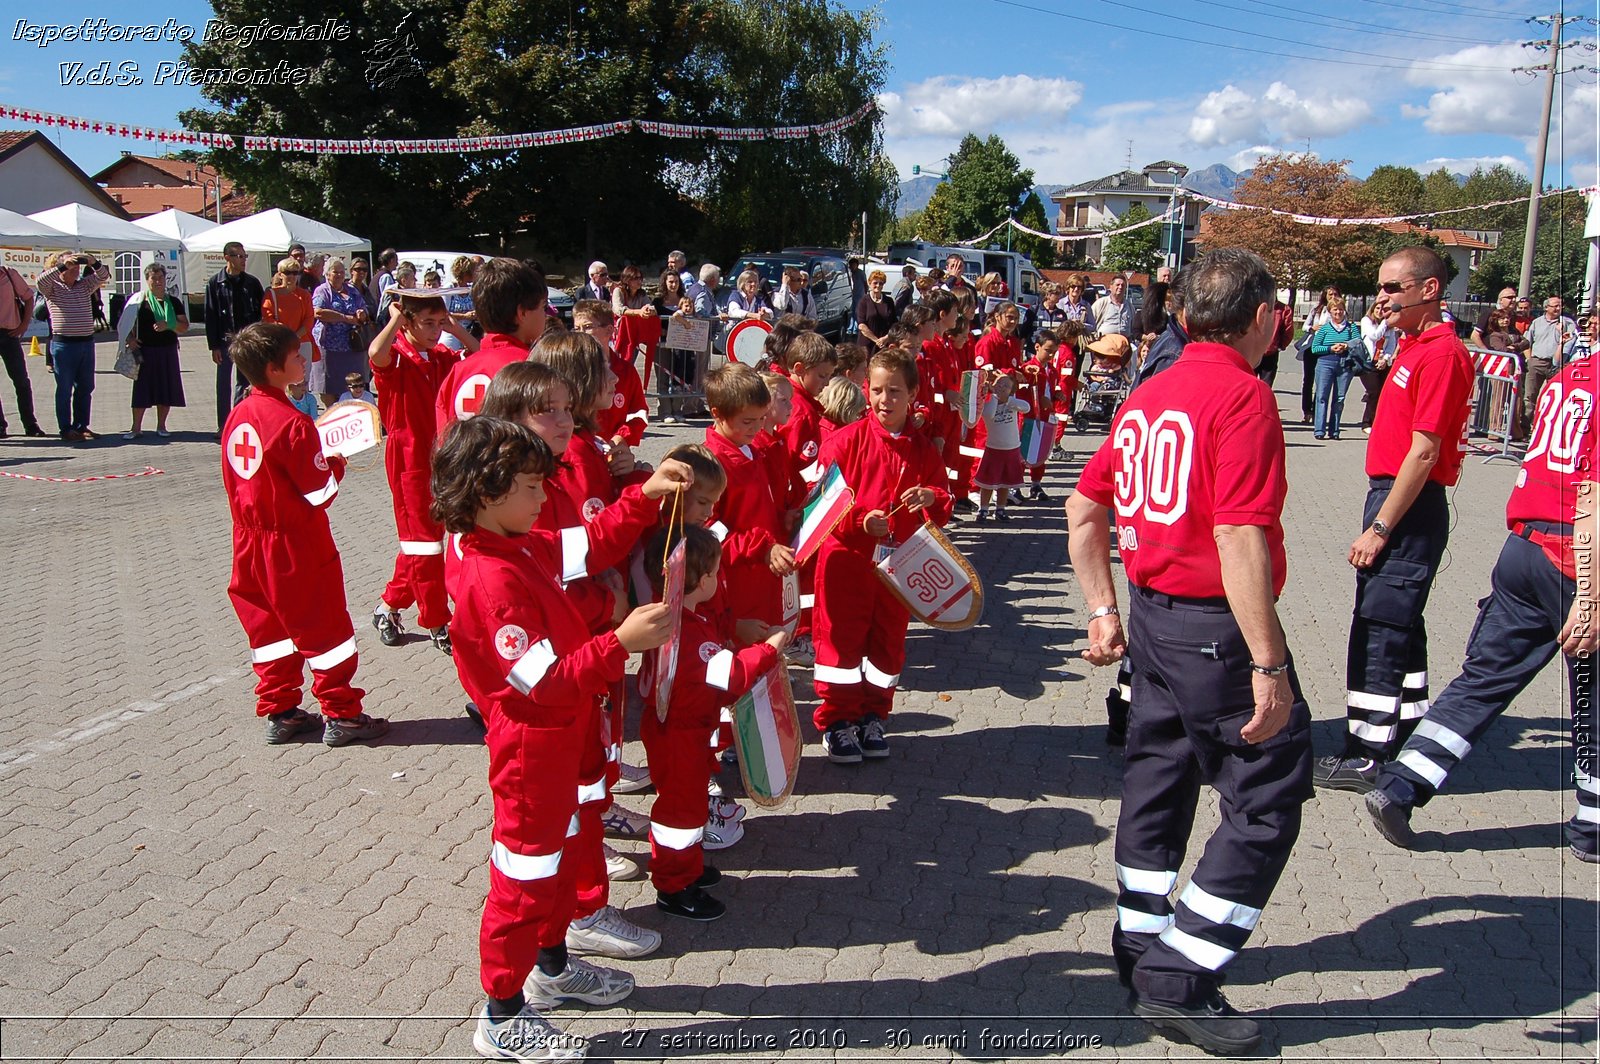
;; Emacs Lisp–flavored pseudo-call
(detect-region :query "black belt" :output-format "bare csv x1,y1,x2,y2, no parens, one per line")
1132,585,1231,612
1514,519,1573,538
56,333,95,342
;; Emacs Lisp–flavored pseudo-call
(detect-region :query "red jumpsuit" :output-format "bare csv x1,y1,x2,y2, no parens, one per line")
595,350,648,447
223,386,362,720
373,333,460,630
433,332,529,438
704,427,786,628
641,611,777,892
812,414,952,730
1015,357,1052,484
949,334,979,499
779,383,827,487
450,497,652,1000
1051,344,1080,423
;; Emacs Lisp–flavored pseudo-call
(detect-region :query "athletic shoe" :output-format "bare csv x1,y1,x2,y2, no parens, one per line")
720,746,739,767
858,717,890,759
708,794,745,822
1364,788,1415,848
472,1002,587,1062
430,625,452,655
602,843,641,881
322,713,390,747
1132,991,1262,1055
601,804,650,840
975,508,989,523
703,812,745,850
657,884,726,921
823,722,863,764
1571,844,1600,864
707,776,725,799
465,701,486,731
1050,445,1068,460
784,634,816,666
611,762,653,795
995,510,1011,522
264,708,322,745
1313,754,1377,794
954,498,977,514
566,905,661,959
372,609,404,647
1029,485,1050,502
1009,488,1026,505
525,958,634,1009
694,865,723,887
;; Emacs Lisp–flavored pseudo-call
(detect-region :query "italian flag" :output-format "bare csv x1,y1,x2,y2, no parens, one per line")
792,462,853,565
1020,418,1054,466
731,666,801,804
959,370,982,427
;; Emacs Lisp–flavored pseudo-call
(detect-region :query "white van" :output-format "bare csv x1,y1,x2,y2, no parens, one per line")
883,240,1043,321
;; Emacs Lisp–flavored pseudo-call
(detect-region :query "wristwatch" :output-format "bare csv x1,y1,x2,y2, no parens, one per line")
1371,518,1392,538
1088,605,1119,621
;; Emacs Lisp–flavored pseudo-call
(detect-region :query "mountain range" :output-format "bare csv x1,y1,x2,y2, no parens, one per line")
895,163,1250,229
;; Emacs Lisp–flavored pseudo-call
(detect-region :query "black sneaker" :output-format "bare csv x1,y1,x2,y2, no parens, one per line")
694,865,723,888
1030,485,1050,502
975,508,989,523
823,722,863,764
1313,754,1378,794
430,625,452,655
323,713,390,747
372,610,404,647
1133,990,1263,1055
464,701,485,731
858,717,889,759
954,498,977,514
657,884,726,921
264,708,322,745
995,510,1011,522
1365,788,1415,848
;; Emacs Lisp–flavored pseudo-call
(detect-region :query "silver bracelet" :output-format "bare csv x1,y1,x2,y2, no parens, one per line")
1250,661,1289,676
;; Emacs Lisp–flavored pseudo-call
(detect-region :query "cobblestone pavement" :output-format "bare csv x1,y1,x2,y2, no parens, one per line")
0,337,1594,1061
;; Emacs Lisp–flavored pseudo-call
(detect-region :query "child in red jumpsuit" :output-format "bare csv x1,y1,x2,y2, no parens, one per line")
575,300,648,449
434,415,683,1061
642,525,787,921
813,348,952,764
1017,331,1055,501
367,295,475,653
222,323,388,748
434,258,548,436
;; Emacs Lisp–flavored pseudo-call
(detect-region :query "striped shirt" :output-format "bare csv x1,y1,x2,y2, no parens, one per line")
35,265,109,338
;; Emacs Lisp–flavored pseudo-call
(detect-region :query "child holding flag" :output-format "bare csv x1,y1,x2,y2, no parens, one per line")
813,348,952,763
1017,331,1057,501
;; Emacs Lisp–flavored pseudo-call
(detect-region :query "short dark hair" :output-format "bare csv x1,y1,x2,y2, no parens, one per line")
222,240,245,258
229,322,300,387
833,341,868,376
705,362,770,415
1179,248,1275,346
786,330,837,372
662,442,727,496
868,346,918,391
430,416,555,533
922,289,955,318
900,304,934,332
644,524,723,597
764,314,817,367
1035,328,1061,349
530,330,610,425
474,258,549,334
478,361,568,424
288,242,306,254
380,248,398,267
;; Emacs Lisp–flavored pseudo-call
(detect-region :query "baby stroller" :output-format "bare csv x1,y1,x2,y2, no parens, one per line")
1074,333,1133,432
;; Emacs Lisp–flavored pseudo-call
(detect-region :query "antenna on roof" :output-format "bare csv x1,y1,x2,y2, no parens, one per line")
1125,140,1134,170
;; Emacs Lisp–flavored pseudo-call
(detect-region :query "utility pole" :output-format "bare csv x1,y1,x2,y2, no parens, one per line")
1516,13,1568,297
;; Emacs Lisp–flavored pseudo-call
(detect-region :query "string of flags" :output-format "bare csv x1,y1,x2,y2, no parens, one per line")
0,101,876,155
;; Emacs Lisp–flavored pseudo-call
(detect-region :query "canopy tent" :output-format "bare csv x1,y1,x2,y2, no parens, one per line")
132,208,218,244
0,208,73,245
183,208,369,254
27,203,178,252
130,209,261,299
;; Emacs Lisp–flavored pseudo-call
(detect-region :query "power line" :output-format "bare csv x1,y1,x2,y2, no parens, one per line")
1195,0,1514,45
1344,0,1538,20
988,0,1520,72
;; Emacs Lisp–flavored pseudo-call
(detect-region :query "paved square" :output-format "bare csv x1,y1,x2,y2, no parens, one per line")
0,338,1594,1060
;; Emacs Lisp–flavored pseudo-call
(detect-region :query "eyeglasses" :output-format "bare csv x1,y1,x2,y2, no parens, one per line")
1378,278,1422,295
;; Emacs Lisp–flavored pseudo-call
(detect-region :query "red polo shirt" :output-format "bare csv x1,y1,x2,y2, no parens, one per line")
1076,342,1287,599
1507,355,1596,527
1365,321,1475,486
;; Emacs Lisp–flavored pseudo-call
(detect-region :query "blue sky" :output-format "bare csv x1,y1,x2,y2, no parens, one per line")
3,1,1595,190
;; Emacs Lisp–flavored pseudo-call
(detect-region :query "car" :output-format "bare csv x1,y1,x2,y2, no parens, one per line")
727,248,856,339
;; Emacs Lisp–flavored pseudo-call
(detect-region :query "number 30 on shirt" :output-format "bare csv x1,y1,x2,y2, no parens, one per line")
1112,410,1195,552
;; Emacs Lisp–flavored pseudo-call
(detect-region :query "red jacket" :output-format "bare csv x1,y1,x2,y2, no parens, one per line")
373,332,460,471
779,383,827,486
644,607,778,728
705,426,787,622
595,351,648,447
223,385,346,534
434,332,529,439
819,413,952,557
973,331,1021,375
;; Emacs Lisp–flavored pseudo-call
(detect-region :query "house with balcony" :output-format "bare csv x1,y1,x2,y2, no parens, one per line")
1049,160,1202,268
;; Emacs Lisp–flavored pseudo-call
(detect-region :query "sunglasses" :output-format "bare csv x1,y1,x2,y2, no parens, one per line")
1378,278,1422,295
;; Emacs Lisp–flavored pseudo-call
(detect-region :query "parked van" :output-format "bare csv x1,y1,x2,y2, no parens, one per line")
727,247,855,339
883,240,1042,320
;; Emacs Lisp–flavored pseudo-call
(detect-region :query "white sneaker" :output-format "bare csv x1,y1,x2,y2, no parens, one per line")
601,804,650,840
602,842,641,881
707,776,724,799
525,958,635,1009
473,1002,587,1062
611,762,653,795
703,812,745,850
708,794,746,823
784,634,816,666
567,905,661,959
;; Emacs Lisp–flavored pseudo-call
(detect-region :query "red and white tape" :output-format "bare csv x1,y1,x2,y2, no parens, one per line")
0,465,165,483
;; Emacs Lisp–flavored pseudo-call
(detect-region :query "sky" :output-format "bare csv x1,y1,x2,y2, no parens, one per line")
1,0,1595,195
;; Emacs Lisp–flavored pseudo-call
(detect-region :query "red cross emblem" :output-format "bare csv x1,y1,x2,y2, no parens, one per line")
226,423,262,480
456,374,492,419
494,624,529,660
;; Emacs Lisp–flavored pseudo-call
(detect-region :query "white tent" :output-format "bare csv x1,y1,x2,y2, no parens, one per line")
133,208,218,244
0,207,72,245
130,209,258,298
27,203,177,252
183,208,369,255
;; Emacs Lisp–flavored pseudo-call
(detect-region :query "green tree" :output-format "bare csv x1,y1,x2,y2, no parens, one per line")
1421,167,1466,214
919,183,956,244
1456,165,1532,232
937,134,1034,240
1360,165,1426,215
1101,202,1162,276
1471,190,1589,302
1012,191,1056,269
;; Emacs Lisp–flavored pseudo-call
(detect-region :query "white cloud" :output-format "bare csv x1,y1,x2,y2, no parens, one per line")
1227,145,1282,172
1188,82,1370,148
1419,155,1529,176
877,75,1083,139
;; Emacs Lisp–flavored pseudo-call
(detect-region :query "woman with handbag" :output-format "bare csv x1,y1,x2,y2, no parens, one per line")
1309,294,1359,440
123,262,187,439
0,262,44,437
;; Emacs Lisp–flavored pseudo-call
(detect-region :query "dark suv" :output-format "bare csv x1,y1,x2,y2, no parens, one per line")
727,247,855,339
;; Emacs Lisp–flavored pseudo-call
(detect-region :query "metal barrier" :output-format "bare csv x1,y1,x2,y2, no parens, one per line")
1466,345,1521,465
